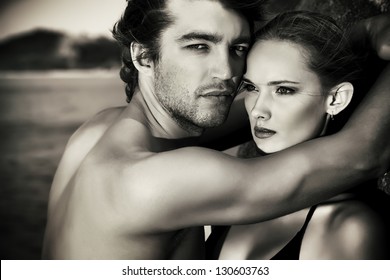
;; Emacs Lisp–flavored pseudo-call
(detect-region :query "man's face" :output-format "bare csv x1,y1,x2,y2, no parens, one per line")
153,0,251,131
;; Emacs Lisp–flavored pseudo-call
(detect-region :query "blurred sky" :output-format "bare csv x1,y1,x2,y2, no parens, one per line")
0,0,127,40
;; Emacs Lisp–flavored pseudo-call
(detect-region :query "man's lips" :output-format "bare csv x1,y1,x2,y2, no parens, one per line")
254,126,276,139
201,90,234,97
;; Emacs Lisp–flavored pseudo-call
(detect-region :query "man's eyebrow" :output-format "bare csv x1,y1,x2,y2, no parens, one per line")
232,35,251,45
177,32,223,44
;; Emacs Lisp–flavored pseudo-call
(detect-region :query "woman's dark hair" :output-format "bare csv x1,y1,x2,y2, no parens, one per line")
254,11,365,134
255,10,361,93
112,0,267,102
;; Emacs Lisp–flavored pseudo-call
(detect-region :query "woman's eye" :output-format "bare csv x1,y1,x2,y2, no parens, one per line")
238,82,257,94
245,84,257,92
276,86,295,95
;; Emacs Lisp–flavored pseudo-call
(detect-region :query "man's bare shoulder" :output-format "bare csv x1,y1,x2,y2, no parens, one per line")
49,107,126,205
68,106,125,147
59,106,127,163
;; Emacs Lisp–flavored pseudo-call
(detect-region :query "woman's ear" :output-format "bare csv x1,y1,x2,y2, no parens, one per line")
130,42,154,76
325,82,354,116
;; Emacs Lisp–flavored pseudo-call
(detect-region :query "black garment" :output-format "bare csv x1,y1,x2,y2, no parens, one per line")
205,205,318,260
271,205,317,260
205,225,230,260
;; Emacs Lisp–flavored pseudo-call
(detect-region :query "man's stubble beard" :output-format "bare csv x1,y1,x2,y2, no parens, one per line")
153,65,232,135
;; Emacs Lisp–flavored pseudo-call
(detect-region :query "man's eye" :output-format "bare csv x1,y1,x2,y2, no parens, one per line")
276,86,295,95
186,44,209,51
232,45,248,57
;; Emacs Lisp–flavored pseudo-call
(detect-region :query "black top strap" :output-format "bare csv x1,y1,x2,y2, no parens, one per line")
271,205,317,260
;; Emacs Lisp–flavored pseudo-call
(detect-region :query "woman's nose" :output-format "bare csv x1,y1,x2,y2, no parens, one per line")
250,92,272,121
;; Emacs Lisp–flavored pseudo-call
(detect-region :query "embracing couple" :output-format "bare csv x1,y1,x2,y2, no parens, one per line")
43,0,390,260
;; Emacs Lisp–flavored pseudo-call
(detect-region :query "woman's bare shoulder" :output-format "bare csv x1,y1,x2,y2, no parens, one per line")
302,198,389,259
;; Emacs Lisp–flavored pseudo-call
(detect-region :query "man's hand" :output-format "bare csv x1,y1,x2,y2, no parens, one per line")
366,13,390,60
350,13,390,60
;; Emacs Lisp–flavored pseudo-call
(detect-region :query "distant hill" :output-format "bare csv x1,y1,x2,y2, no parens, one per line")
0,29,121,70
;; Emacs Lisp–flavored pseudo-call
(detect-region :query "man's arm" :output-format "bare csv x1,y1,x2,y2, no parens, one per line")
118,65,389,233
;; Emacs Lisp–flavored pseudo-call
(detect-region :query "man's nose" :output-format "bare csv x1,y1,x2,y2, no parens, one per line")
210,50,235,81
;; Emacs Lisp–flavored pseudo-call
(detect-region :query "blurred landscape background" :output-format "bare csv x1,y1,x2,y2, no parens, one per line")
0,0,127,259
0,29,121,70
0,0,388,260
0,31,125,259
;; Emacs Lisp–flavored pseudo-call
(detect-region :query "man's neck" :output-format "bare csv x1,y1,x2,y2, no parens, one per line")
125,85,202,139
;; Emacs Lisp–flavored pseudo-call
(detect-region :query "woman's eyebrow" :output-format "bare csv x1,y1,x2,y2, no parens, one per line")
267,80,300,86
242,77,255,84
242,78,300,86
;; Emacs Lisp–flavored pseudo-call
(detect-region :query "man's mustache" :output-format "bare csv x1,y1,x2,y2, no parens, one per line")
197,81,237,95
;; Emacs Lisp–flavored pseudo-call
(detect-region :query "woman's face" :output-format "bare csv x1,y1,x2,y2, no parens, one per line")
242,40,328,153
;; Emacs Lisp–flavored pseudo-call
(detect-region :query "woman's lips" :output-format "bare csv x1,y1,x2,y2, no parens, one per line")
254,126,276,139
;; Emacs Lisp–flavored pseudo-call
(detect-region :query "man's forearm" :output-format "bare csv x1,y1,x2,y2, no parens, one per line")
300,63,390,202
305,63,390,191
343,63,390,174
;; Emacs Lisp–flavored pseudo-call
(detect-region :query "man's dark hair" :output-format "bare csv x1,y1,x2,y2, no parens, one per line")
112,0,266,102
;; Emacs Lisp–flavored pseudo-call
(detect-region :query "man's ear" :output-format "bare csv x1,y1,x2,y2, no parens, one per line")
325,82,354,116
130,41,154,76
